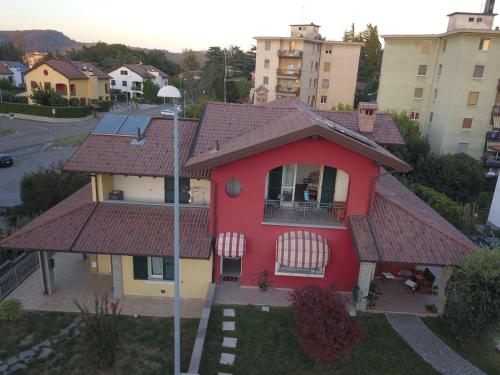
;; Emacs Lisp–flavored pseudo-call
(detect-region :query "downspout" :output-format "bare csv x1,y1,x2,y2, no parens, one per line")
211,178,218,283
422,38,441,136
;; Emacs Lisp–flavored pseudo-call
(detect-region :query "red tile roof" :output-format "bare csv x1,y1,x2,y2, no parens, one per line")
0,185,212,259
124,64,169,79
64,118,207,178
350,174,477,266
0,61,13,75
70,61,111,80
26,60,111,80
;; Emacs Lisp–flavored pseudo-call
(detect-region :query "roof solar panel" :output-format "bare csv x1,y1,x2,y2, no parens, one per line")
316,116,378,148
117,116,151,136
92,114,128,134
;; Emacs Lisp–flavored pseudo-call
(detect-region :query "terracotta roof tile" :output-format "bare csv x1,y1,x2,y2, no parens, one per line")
0,61,13,75
70,61,111,79
124,64,169,79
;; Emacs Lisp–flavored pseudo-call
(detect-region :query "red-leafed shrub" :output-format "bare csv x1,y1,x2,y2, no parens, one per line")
290,284,364,364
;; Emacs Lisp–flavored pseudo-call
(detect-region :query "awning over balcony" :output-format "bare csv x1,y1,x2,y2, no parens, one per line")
275,231,330,269
217,232,246,257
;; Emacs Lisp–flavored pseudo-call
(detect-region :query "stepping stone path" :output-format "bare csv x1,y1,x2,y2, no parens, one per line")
0,316,82,375
219,308,237,374
261,305,270,312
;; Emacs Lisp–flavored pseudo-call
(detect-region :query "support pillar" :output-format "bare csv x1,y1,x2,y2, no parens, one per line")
111,255,123,299
38,251,55,295
436,266,453,315
356,262,376,311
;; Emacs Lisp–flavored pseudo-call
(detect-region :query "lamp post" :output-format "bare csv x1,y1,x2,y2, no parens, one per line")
157,85,182,375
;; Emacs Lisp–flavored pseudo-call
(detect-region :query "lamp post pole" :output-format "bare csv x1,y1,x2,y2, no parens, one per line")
173,96,181,375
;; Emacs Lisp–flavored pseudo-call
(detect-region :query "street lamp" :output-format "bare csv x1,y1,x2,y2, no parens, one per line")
157,85,182,375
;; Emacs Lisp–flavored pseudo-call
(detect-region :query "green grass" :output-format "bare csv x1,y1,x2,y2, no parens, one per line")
0,128,13,137
422,317,500,375
0,311,75,360
200,305,438,375
17,314,199,375
53,134,87,147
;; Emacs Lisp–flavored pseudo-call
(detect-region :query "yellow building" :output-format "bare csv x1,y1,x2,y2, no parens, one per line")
25,59,111,105
253,23,363,109
377,4,500,160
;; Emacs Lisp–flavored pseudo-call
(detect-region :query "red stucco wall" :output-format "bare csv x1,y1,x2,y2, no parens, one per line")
210,138,381,291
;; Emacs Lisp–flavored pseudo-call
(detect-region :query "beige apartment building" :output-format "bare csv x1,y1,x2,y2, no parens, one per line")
377,2,500,160
253,23,362,110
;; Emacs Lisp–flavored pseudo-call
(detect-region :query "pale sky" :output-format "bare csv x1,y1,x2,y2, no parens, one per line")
2,0,498,52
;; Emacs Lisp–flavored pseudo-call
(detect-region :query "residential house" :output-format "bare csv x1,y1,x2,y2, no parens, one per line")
1,61,28,86
253,23,362,109
24,59,111,105
0,100,477,314
0,61,14,84
377,1,500,160
24,52,46,68
108,64,169,99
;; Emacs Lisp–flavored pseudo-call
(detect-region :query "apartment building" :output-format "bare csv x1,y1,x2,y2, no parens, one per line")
253,23,362,109
377,0,500,160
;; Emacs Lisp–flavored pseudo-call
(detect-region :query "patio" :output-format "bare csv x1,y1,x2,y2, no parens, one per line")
9,252,203,318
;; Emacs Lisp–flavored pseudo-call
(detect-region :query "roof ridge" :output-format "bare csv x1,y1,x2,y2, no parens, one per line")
374,192,475,250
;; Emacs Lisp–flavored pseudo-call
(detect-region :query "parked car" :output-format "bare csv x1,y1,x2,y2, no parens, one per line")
0,154,13,168
160,108,175,117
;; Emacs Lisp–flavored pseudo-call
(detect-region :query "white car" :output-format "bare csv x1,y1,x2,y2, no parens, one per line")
161,108,175,117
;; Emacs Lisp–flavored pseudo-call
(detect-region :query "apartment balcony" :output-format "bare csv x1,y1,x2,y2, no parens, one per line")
481,155,500,168
276,85,300,96
278,50,303,58
276,68,301,79
263,200,346,227
486,131,500,141
492,103,500,128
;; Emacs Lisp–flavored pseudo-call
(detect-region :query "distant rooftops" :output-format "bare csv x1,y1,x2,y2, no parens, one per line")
0,61,13,75
119,64,169,79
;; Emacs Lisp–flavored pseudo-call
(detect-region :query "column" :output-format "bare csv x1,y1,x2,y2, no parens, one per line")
111,255,123,299
436,266,453,315
356,262,376,311
38,251,55,295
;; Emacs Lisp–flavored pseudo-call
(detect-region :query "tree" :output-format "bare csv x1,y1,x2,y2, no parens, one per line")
444,248,500,343
29,83,67,106
142,78,160,104
182,49,199,71
331,103,353,111
0,42,23,61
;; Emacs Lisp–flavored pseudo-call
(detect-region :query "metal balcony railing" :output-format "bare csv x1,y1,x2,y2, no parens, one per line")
276,68,301,77
0,253,38,300
278,50,303,58
481,156,500,168
276,86,300,95
486,131,500,140
263,200,346,227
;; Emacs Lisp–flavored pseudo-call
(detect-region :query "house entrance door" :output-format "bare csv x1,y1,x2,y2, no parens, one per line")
221,257,241,282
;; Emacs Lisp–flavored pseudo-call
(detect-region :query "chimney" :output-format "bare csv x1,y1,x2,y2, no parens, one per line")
358,102,378,133
484,0,495,14
210,140,220,153
136,127,142,141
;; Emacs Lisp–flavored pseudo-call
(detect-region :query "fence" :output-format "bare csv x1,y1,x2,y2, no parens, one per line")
264,200,346,227
0,253,38,300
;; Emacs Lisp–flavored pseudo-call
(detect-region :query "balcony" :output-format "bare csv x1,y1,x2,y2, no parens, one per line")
278,50,303,58
276,85,300,96
481,155,500,168
263,200,346,227
486,131,500,140
276,68,301,78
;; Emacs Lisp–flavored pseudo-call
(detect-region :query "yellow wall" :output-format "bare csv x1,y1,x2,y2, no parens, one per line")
122,255,213,299
88,254,111,274
91,174,113,202
113,175,165,203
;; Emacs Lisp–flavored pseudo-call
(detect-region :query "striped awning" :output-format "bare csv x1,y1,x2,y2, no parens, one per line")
217,232,246,257
275,231,330,269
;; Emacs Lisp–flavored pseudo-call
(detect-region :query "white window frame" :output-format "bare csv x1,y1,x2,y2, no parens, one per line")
417,64,428,76
275,262,325,278
414,87,424,99
148,256,164,279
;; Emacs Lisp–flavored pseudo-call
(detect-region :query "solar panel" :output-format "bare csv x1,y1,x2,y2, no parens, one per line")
316,116,378,148
117,116,151,136
92,114,128,134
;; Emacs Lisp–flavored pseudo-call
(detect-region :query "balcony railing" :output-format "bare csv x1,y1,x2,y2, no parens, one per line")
278,50,303,58
481,156,500,168
263,200,346,227
486,131,500,140
276,85,300,95
276,68,301,77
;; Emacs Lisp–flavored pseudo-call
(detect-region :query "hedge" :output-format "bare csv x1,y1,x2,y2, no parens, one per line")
94,100,112,112
0,102,91,118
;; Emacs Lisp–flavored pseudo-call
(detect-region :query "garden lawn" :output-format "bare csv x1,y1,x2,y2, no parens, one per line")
200,305,438,375
53,134,87,147
0,310,75,361
422,317,500,375
15,314,199,375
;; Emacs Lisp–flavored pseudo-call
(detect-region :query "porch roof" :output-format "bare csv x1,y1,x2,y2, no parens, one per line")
350,174,478,266
0,185,212,259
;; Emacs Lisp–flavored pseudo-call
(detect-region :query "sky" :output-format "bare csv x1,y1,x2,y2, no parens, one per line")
1,0,498,52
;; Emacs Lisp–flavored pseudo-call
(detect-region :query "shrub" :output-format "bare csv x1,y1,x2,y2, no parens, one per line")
0,102,91,118
75,295,122,368
290,285,364,364
444,248,500,343
0,299,22,321
94,100,112,112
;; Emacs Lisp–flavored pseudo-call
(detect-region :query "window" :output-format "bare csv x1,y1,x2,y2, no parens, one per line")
264,59,269,69
226,178,242,197
104,83,109,94
149,257,164,278
55,83,67,95
70,84,76,96
473,65,485,79
320,96,327,104
410,110,420,120
325,46,332,54
437,64,443,77
313,79,317,88
276,262,325,277
120,70,128,75
309,79,312,88
111,79,116,86
442,39,447,51
462,118,473,130
477,17,483,22
133,256,174,281
479,38,490,51
323,62,331,72
30,81,37,89
315,62,319,71
417,64,428,76
433,89,438,100
263,76,269,85
43,82,51,90
468,17,475,22
429,112,434,123
122,80,127,87
457,142,468,153
322,79,329,89
467,91,479,105
414,87,423,99
165,177,191,204
265,41,271,51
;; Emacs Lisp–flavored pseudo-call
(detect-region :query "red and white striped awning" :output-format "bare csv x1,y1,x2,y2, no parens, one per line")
217,232,246,257
275,231,330,269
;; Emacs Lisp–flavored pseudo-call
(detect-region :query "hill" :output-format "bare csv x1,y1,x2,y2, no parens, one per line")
0,30,82,52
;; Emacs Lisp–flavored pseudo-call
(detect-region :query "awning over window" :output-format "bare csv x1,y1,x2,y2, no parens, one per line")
275,231,330,269
217,232,246,257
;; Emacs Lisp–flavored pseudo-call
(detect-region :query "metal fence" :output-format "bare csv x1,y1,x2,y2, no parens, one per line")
0,252,38,300
264,200,346,227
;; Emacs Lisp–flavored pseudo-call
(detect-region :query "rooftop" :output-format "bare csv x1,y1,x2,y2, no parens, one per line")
121,64,169,79
0,61,13,75
25,59,111,80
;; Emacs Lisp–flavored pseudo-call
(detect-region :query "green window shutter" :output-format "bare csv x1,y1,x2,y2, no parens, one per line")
267,166,283,200
320,167,337,204
180,178,191,204
133,256,148,280
165,177,174,203
163,257,174,281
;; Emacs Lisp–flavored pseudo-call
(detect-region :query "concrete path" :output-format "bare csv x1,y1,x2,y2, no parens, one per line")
386,313,485,375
